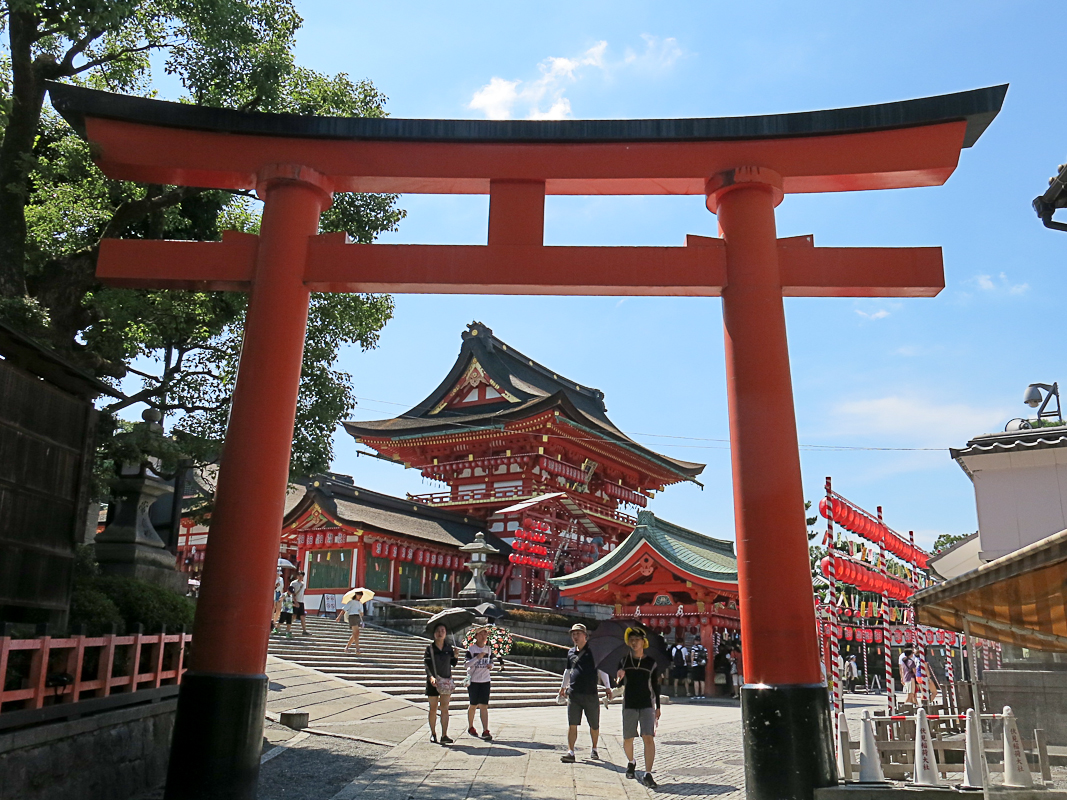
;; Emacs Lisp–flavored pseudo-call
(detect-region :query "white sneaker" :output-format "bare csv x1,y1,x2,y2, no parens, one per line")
590,748,600,760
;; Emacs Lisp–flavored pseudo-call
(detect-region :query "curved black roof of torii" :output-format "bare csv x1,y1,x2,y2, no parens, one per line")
343,322,705,482
48,81,1005,148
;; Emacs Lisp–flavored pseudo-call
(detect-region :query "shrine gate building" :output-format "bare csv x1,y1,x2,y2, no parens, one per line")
345,321,705,605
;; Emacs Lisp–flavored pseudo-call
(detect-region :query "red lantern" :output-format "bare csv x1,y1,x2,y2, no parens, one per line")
844,627,854,640
936,630,945,644
374,542,382,556
874,629,883,643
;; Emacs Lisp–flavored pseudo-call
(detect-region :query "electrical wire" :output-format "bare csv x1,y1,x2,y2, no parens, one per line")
349,394,949,453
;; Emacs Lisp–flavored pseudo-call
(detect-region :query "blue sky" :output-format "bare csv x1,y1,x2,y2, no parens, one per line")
160,3,1066,547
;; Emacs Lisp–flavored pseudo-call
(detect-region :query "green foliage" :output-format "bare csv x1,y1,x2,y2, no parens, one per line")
0,0,406,489
68,586,124,634
511,640,565,657
505,609,598,630
932,532,973,554
69,545,195,633
384,604,445,620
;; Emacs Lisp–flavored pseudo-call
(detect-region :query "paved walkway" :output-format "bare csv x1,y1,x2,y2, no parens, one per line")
255,658,1067,800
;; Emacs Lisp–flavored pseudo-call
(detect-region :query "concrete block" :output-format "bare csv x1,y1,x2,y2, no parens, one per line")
280,709,310,729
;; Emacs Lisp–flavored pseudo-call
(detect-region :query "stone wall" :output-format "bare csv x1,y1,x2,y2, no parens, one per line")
985,669,1067,746
0,695,175,800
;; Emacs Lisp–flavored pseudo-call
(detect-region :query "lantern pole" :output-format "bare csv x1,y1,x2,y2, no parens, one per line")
877,507,896,715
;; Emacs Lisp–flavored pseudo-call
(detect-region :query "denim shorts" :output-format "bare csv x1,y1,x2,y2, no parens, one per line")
622,707,655,739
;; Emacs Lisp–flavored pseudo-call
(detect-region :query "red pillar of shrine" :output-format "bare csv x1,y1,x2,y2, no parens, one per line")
710,167,836,799
165,165,331,800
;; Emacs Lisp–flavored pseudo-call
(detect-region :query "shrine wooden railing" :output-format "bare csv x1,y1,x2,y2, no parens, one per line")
0,629,191,715
409,487,638,526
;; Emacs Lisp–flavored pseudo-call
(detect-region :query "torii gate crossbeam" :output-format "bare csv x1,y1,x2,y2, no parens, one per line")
47,82,1006,800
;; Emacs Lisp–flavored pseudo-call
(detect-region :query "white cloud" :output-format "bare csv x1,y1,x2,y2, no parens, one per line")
624,35,684,70
828,394,1011,445
468,37,684,120
468,42,608,121
974,272,1028,295
855,309,890,320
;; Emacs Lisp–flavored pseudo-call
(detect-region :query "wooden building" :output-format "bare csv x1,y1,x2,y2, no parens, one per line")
344,322,705,605
0,320,116,627
279,474,508,611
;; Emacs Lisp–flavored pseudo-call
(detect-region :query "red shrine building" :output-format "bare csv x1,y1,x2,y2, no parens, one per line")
344,322,705,606
550,510,740,684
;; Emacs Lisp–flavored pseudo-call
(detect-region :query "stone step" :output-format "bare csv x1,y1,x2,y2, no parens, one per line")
268,615,565,708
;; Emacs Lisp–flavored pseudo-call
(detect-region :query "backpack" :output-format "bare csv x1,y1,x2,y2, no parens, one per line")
672,645,687,669
693,645,708,666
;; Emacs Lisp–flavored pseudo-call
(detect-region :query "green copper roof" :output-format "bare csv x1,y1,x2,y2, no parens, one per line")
550,510,738,590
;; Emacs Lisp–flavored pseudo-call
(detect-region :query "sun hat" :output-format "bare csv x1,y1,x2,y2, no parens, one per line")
624,626,649,647
570,623,588,633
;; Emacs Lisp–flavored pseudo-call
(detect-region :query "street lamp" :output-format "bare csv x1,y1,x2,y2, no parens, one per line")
1023,382,1062,423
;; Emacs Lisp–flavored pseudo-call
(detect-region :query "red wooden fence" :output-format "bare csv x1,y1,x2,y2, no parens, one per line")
0,631,191,713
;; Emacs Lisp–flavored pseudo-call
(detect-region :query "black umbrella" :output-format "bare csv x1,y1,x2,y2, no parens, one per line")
472,602,507,620
587,618,670,675
424,607,477,636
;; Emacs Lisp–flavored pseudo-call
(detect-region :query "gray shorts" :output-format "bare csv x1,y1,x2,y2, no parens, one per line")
567,691,601,730
622,707,656,739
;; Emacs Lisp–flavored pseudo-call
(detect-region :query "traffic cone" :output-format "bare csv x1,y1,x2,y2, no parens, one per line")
960,708,984,790
858,710,886,784
837,711,853,780
1002,706,1033,788
913,707,941,786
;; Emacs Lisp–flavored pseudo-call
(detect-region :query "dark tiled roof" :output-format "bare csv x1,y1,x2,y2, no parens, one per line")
549,510,737,590
285,475,507,552
343,322,704,482
951,426,1067,480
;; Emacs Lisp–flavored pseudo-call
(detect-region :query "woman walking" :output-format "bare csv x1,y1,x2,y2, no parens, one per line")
336,590,365,654
465,625,494,740
425,623,457,744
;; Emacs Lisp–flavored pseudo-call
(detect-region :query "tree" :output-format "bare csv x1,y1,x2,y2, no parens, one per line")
0,1,405,481
932,532,973,554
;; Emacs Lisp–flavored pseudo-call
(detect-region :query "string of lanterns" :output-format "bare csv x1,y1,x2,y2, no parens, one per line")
819,555,912,601
819,496,928,568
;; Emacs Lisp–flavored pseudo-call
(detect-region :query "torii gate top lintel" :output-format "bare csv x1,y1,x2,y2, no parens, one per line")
48,81,1005,195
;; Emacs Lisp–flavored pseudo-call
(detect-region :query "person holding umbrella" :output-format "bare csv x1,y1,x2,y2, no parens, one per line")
617,627,662,789
464,624,495,740
559,623,612,763
335,588,373,655
425,622,458,744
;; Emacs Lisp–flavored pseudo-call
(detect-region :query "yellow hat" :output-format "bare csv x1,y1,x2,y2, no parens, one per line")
624,627,649,647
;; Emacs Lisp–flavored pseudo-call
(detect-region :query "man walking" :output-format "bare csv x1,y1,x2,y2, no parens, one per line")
289,570,310,636
670,636,690,698
844,654,860,693
617,627,661,789
559,623,611,763
690,637,708,698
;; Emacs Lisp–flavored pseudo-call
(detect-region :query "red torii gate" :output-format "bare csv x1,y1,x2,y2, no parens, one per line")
48,82,1005,800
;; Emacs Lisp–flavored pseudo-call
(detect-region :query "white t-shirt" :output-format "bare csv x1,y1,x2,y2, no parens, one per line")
466,643,493,684
289,579,306,603
342,599,363,621
274,576,283,594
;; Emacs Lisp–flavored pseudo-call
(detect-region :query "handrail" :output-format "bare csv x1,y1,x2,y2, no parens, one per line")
382,602,570,650
0,631,191,714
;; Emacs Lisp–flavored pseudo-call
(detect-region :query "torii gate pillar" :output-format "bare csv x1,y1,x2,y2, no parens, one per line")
164,166,331,799
711,168,834,796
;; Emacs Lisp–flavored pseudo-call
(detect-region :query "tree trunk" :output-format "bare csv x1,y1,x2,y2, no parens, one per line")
0,11,48,299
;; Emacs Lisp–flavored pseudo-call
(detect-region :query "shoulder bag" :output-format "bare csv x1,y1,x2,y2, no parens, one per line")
429,644,454,695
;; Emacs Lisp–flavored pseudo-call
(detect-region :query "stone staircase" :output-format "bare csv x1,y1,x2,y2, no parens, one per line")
268,615,565,708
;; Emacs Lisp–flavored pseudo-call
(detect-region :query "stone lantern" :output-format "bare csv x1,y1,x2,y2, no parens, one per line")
457,531,499,603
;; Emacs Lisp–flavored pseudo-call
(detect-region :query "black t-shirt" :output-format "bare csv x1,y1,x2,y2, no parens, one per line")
566,645,599,695
618,653,660,709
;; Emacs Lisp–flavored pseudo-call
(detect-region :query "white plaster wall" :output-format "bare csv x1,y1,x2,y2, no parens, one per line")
928,535,982,579
963,446,1067,560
